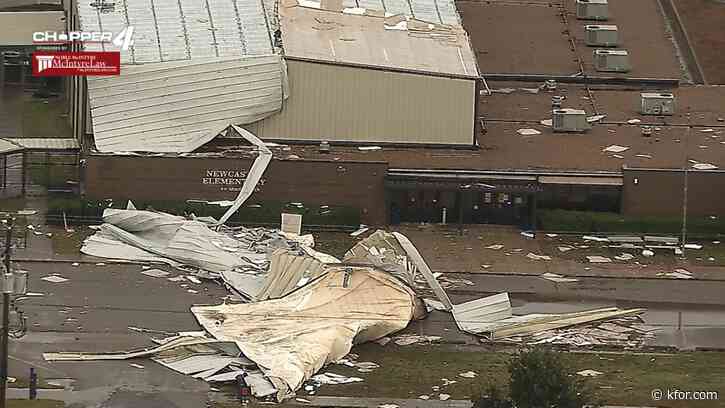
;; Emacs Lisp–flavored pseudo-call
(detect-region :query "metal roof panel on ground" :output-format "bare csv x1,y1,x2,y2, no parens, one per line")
77,0,275,64
279,3,478,77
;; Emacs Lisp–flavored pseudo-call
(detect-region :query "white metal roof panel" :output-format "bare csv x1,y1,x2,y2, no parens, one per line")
6,138,80,150
0,139,24,155
87,54,285,152
78,0,274,64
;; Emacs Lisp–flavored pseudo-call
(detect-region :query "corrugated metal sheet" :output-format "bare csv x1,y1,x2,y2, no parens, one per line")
256,60,475,145
87,55,285,152
77,0,275,64
452,293,512,335
7,138,79,150
0,11,65,46
0,139,24,155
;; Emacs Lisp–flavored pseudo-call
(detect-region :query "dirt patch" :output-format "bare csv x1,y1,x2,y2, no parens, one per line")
673,0,725,84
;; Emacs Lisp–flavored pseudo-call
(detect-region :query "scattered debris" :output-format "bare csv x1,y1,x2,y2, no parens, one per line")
459,371,477,378
41,275,69,283
141,269,170,278
526,253,552,261
185,275,202,284
641,249,654,257
520,231,535,239
627,119,641,124
692,163,718,170
296,398,311,403
577,369,603,377
545,233,558,237
664,269,693,279
312,373,364,385
378,405,399,408
587,114,606,123
167,276,185,282
394,334,442,346
130,363,145,369
6,377,16,383
517,128,541,136
583,235,609,242
485,244,504,250
700,128,715,133
374,337,391,346
586,256,612,263
615,253,635,261
95,263,106,266
439,394,451,401
350,226,369,237
635,154,652,159
540,119,553,126
684,243,703,250
71,262,80,267
358,146,382,151
558,246,575,252
418,395,430,400
540,273,579,283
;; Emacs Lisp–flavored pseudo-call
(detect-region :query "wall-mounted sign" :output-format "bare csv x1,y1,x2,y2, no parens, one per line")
202,169,247,192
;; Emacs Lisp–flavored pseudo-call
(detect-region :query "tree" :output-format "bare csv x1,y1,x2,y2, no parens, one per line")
508,348,592,408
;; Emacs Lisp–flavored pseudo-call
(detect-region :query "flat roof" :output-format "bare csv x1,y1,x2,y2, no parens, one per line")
458,0,681,79
279,3,479,77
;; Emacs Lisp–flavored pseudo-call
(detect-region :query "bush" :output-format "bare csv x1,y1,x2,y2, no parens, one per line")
474,384,513,408
538,209,725,236
508,348,593,408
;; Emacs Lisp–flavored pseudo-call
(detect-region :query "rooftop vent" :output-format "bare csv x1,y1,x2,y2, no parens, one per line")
577,0,608,21
594,49,631,72
585,25,618,47
552,108,591,133
640,92,675,115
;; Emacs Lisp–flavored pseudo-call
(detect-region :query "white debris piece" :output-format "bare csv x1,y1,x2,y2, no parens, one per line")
41,275,69,283
350,226,370,237
185,275,202,284
603,145,629,153
583,235,609,242
485,244,504,250
627,119,641,124
546,233,558,237
296,398,311,403
312,373,364,385
419,395,430,400
577,369,603,377
558,246,575,252
692,163,718,170
517,128,541,136
526,253,552,261
394,334,442,346
641,249,655,257
540,119,553,126
439,394,451,401
71,262,79,267
540,273,579,283
358,146,382,151
684,243,703,250
587,256,612,263
615,253,635,261
298,0,320,8
167,276,185,282
141,269,170,278
130,363,145,369
700,128,715,133
521,231,535,239
665,268,693,279
587,114,606,123
378,405,399,408
635,154,652,159
459,371,477,378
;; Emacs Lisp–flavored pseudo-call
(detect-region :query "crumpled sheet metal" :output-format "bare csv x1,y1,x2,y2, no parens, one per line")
254,249,328,301
191,266,421,401
343,230,415,285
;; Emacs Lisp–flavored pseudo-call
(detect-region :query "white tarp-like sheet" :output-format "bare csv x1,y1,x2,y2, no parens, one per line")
191,266,422,401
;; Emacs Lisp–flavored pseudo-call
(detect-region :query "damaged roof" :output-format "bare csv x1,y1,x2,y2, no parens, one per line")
279,2,479,77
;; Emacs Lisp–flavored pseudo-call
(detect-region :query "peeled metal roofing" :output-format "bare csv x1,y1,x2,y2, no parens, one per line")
78,0,275,65
87,55,285,152
0,139,24,155
6,138,79,150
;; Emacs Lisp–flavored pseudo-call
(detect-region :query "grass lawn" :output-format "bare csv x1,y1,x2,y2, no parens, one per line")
307,344,725,408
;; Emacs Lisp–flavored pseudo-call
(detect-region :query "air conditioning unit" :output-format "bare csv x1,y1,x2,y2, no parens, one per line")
552,108,591,133
640,92,675,115
585,25,618,47
594,49,631,72
576,0,608,20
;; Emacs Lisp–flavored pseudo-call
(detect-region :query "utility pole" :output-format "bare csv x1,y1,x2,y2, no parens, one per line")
681,115,690,257
1,216,13,408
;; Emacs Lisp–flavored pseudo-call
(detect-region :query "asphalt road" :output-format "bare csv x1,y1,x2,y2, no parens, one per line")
7,262,725,407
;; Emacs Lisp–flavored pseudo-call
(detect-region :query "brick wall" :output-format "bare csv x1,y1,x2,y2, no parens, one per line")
622,168,725,217
84,155,389,225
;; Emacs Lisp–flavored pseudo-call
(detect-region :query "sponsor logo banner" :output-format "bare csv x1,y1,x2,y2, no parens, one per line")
32,52,121,77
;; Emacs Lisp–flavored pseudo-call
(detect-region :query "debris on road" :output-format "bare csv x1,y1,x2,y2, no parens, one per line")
419,395,430,400
663,269,693,279
485,244,504,250
439,393,451,401
586,256,612,263
558,246,575,252
517,128,541,136
615,253,635,261
526,253,552,261
459,371,477,378
540,273,579,283
641,249,655,257
141,269,170,278
71,262,79,267
583,235,609,242
41,275,69,283
684,243,703,250
577,369,603,377
130,363,145,369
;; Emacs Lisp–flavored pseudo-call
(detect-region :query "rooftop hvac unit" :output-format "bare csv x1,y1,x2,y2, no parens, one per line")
594,49,630,72
640,92,675,115
585,25,619,47
552,108,591,133
576,0,609,20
